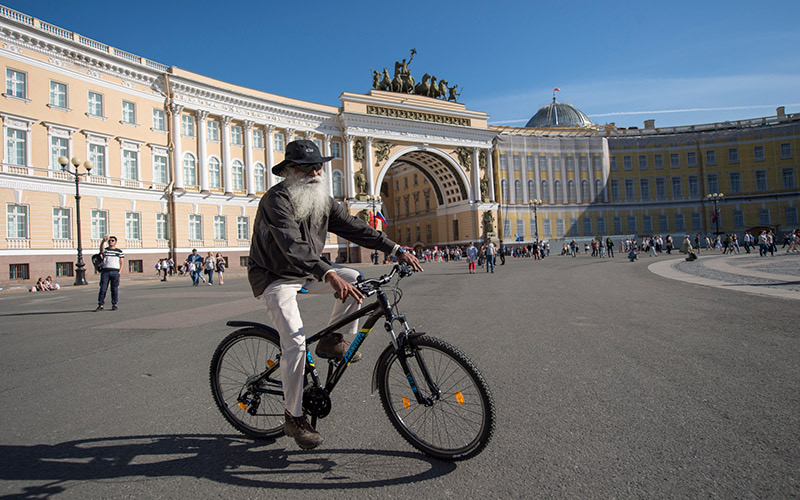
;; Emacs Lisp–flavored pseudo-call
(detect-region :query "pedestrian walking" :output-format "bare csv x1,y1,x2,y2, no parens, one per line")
204,251,215,285
187,249,203,285
96,235,124,311
216,253,226,285
466,241,478,273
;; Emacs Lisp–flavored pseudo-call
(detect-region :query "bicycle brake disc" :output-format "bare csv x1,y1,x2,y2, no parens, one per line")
303,386,332,419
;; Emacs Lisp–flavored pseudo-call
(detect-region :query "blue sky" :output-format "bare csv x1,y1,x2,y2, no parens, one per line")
4,0,799,128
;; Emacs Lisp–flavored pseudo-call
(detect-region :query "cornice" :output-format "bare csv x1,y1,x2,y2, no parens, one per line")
340,113,495,148
0,172,169,202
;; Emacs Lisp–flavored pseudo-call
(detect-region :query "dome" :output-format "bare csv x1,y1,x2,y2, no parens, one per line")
525,98,593,128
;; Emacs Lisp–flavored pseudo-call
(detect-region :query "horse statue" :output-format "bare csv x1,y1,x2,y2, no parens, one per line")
429,76,439,98
437,79,448,100
414,73,431,97
378,68,392,91
401,72,415,93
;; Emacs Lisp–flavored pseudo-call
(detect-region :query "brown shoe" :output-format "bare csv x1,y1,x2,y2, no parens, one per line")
315,333,362,362
284,410,323,450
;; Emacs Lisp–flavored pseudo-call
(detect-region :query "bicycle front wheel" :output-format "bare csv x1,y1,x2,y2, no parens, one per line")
376,336,495,461
209,327,285,439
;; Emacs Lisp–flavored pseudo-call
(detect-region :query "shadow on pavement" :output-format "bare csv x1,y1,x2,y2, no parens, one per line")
0,434,456,497
0,309,96,317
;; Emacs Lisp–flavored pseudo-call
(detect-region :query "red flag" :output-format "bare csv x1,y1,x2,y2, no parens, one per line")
369,211,375,228
553,87,561,92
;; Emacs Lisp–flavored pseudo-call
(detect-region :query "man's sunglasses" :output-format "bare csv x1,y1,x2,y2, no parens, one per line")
292,162,323,173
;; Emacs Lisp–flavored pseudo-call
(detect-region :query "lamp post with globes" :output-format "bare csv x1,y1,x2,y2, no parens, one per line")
707,192,724,236
367,194,382,264
529,199,542,244
58,156,93,285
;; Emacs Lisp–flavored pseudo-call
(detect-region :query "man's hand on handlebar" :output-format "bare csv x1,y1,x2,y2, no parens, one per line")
326,271,364,304
398,251,424,273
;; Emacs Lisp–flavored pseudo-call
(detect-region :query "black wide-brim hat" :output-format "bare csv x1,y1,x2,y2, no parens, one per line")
272,139,333,176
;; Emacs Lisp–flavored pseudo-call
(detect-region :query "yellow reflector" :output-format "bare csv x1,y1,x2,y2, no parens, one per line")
402,396,410,409
267,359,275,368
455,391,465,405
237,402,247,411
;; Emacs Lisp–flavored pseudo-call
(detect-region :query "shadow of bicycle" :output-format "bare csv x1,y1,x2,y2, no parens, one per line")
0,434,456,497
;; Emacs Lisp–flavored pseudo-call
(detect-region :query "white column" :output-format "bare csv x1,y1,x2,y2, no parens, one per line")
508,153,516,204
601,138,611,203
345,135,356,199
365,136,375,197
472,147,481,202
547,156,555,203
534,154,542,201
487,148,496,202
170,104,184,189
521,153,529,204
265,125,276,188
196,110,209,192
324,134,333,197
588,154,596,201
220,116,233,195
284,128,295,148
243,120,255,196
559,156,568,203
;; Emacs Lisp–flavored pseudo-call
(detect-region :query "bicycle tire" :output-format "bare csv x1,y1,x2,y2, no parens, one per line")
376,336,495,461
209,327,285,439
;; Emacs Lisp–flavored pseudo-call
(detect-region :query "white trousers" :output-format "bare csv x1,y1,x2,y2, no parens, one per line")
260,266,361,417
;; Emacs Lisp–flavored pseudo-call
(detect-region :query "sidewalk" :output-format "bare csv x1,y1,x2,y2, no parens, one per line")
649,251,800,301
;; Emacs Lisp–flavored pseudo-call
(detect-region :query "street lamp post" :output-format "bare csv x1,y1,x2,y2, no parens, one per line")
59,156,94,285
707,192,724,235
529,199,542,243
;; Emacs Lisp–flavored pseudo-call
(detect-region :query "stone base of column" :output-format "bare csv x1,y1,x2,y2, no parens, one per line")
224,191,233,196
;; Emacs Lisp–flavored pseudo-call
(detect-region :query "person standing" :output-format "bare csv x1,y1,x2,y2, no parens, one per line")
466,241,478,273
481,238,496,273
498,240,506,265
606,237,614,258
204,251,216,286
215,253,226,285
187,249,203,286
96,235,124,311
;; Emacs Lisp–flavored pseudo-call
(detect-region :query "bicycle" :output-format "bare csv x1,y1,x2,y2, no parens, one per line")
209,263,495,461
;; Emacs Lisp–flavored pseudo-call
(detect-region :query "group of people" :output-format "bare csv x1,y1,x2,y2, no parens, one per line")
29,276,60,292
186,249,226,286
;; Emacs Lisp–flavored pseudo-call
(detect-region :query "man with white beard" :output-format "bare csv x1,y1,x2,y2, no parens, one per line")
248,140,422,450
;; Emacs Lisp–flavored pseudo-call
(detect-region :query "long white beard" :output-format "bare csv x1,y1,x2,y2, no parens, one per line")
284,170,330,226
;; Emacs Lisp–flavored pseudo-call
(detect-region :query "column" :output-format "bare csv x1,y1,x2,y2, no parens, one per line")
265,125,276,188
534,154,542,201
559,155,568,203
575,157,582,205
220,115,233,195
588,153,596,201
508,152,516,204
547,156,555,203
243,120,255,196
169,104,184,190
345,134,356,199
196,110,209,193
365,136,375,197
284,128,295,148
601,138,611,203
521,153,529,204
324,134,333,197
472,146,481,202
487,148,496,201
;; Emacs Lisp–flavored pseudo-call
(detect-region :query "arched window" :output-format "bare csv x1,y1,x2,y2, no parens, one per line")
332,170,343,197
568,180,576,202
500,180,509,202
554,180,562,202
514,179,522,202
595,179,603,200
208,157,221,189
183,153,197,187
528,180,536,200
232,160,245,191
254,162,266,192
541,180,549,202
581,179,590,201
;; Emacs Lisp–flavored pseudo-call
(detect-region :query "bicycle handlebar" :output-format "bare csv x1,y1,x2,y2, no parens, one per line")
334,264,414,299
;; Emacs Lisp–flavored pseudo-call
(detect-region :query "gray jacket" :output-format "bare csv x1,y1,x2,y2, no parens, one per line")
248,182,396,298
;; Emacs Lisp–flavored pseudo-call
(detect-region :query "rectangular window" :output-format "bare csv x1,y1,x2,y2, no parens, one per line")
556,219,564,237
273,133,284,152
426,224,432,242
122,100,136,124
49,81,67,108
687,151,697,167
331,141,341,158
707,174,719,194
540,156,548,171
656,178,666,198
50,136,68,170
53,208,71,239
152,109,166,131
610,157,617,170
88,91,104,117
207,120,220,141
5,68,26,98
755,170,768,191
153,154,168,184
786,207,798,227
638,155,647,170
499,154,508,170
231,125,242,145
782,168,796,189
253,129,264,148
565,156,574,171
189,214,202,240
625,179,635,200
91,209,108,240
513,154,521,171
623,156,632,171
9,263,29,280
237,216,250,240
688,175,699,196
729,172,742,193
658,214,669,233
759,209,770,226
583,217,592,236
611,180,620,201
181,115,195,137
214,215,227,240
122,150,138,180
156,213,169,240
128,260,143,273
579,156,587,172
592,156,601,171
543,218,551,237
733,210,745,228
6,128,26,166
125,212,141,240
654,154,663,169
754,145,765,161
728,148,739,163
643,215,653,234
569,218,578,236
239,256,249,267
670,153,680,168
598,217,606,235
671,177,683,197
706,150,716,165
675,214,686,232
552,156,561,171
516,219,524,239
56,262,73,277
627,216,637,234
780,143,792,159
692,212,702,231
7,204,28,238
503,219,511,237
613,216,622,235
640,179,650,199
88,144,106,177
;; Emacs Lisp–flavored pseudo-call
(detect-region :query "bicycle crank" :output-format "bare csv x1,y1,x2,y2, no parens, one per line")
303,386,332,419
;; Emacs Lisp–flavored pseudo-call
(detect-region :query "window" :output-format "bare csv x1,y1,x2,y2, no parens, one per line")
156,213,169,240
514,179,522,201
49,81,67,108
181,115,195,137
658,214,668,233
598,216,607,235
331,141,341,158
5,127,27,166
543,219,551,237
50,136,68,170
125,212,141,240
759,209,770,226
581,180,590,200
656,178,666,198
153,153,168,184
541,180,549,202
782,168,796,189
670,153,680,168
513,154,522,171
128,260,143,273
332,170,343,197
688,175,699,196
53,208,70,240
56,262,73,277
516,219,524,239
654,154,663,169
569,218,578,236
638,155,647,170
426,224,432,242
501,180,509,202
88,91,104,117
91,209,108,239
566,156,575,171
640,179,650,199
568,180,576,202
152,109,166,131
687,151,697,167
7,204,28,238
9,263,29,280
425,191,431,211
580,156,588,172
624,179,635,200
627,216,637,234
786,207,798,227
583,217,592,236
530,218,537,239
675,214,685,232
729,172,741,193
237,216,250,240
254,163,266,192
611,180,620,201
707,174,719,194
273,133,284,152
754,145,765,161
592,156,601,171
613,216,622,234
503,219,512,237
552,157,561,171
728,148,739,163
623,156,632,171
643,215,653,234
404,177,408,189
122,150,138,180
755,170,768,191
5,68,26,98
207,120,220,141
214,215,227,240
240,256,249,267
208,157,221,189
706,150,716,165
253,129,264,149
413,173,419,186
232,160,245,191
692,212,702,231
554,180,562,202
556,218,564,237
733,210,745,228
122,100,136,124
231,125,243,145
595,179,603,200
189,214,202,240
499,154,508,171
610,157,617,170
183,154,197,186
539,156,548,171
528,180,536,200
671,177,683,197
780,143,792,159
528,155,536,172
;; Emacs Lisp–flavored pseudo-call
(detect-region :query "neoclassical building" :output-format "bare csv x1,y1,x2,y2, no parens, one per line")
1,5,797,286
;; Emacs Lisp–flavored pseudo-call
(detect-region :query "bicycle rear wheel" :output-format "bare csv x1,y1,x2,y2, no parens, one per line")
209,327,285,439
376,336,495,461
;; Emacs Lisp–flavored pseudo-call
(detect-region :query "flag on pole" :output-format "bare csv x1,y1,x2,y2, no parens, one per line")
711,209,720,223
553,87,561,92
375,211,389,227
